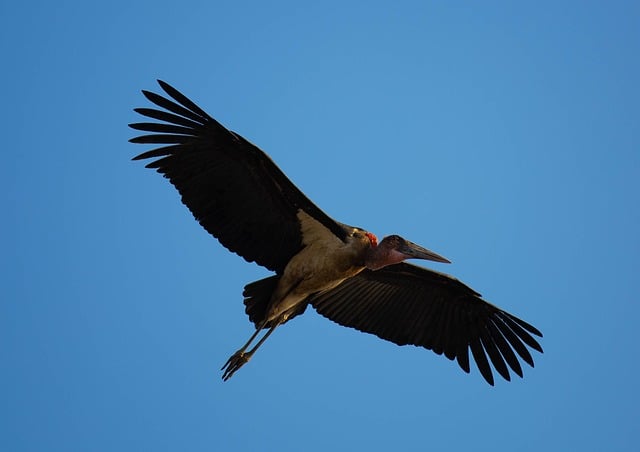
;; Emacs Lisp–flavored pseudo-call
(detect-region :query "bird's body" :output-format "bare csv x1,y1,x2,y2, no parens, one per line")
130,81,543,385
267,212,369,322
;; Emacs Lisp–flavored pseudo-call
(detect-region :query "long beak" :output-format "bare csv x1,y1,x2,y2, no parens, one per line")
400,240,451,264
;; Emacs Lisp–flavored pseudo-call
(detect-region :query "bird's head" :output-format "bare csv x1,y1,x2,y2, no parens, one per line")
365,234,450,270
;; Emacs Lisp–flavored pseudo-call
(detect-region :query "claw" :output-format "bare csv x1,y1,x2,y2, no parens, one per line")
221,351,251,381
219,322,279,381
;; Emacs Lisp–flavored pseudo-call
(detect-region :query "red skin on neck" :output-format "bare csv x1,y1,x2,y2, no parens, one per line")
365,232,378,247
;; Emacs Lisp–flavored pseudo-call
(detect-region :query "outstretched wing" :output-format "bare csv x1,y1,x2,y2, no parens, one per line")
310,263,543,385
130,80,347,273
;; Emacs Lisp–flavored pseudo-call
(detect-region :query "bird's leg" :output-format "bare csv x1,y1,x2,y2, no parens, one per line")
220,320,266,377
221,322,280,381
226,320,266,359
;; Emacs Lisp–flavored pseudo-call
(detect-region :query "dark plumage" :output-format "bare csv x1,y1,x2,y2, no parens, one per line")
130,81,345,273
130,80,543,385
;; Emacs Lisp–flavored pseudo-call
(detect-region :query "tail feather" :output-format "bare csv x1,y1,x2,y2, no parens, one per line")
243,276,280,328
243,276,308,328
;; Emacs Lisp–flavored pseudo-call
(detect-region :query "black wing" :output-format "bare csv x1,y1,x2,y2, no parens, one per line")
130,80,347,273
310,263,543,385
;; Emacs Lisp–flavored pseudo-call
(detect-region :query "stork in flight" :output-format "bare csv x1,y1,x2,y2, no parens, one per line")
130,81,543,385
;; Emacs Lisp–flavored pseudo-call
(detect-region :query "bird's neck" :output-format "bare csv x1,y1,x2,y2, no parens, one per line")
365,245,405,270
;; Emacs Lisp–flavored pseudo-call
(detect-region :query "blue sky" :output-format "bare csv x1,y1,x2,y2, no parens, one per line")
2,1,639,451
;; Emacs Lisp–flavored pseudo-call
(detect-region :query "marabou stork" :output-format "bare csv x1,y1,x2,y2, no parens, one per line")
130,80,543,385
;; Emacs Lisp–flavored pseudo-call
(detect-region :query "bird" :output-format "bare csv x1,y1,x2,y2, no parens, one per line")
129,80,543,385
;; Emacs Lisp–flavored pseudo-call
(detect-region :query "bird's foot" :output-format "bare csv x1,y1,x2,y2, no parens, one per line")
221,350,251,381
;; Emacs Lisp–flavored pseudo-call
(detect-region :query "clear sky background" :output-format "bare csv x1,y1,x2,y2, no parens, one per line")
2,1,639,451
